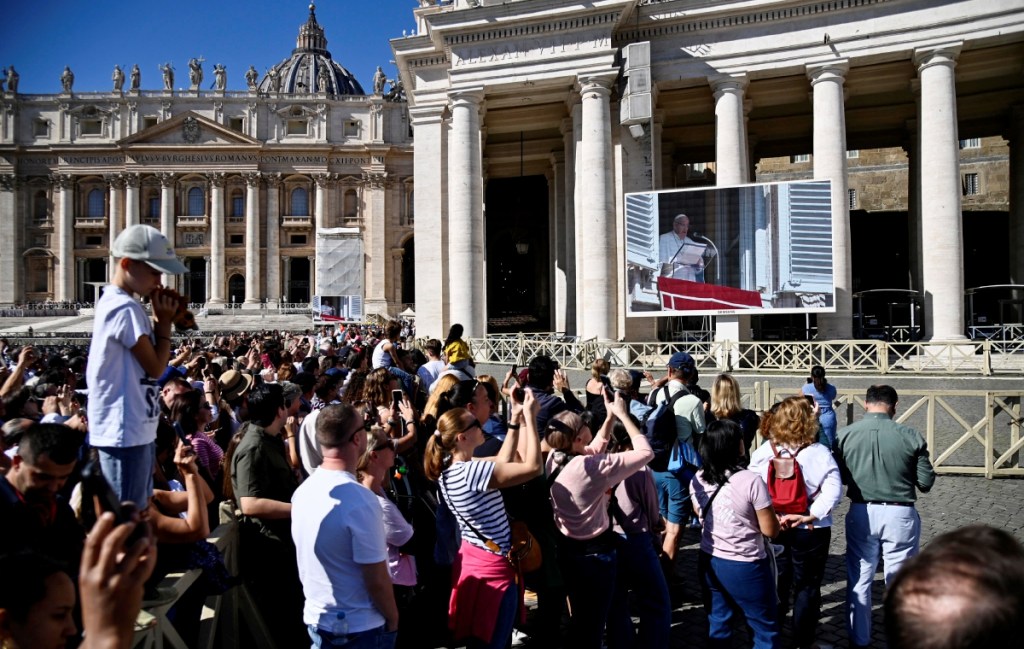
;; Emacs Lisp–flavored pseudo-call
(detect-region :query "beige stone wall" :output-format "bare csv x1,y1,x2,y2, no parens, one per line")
756,136,1009,213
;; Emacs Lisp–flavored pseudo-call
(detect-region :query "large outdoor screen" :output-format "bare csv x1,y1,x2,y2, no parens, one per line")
625,180,836,317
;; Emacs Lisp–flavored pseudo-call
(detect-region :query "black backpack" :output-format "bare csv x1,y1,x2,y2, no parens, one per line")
642,385,690,471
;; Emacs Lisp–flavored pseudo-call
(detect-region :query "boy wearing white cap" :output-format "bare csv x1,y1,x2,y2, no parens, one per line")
86,225,188,506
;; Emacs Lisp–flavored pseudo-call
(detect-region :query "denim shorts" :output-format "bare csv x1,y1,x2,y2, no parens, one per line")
96,442,155,507
307,624,397,649
652,469,687,524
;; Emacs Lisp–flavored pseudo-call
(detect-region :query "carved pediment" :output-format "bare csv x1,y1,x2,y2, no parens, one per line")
118,111,261,147
275,104,319,119
67,104,113,118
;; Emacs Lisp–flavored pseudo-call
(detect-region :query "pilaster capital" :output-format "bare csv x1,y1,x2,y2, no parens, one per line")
913,42,962,71
50,173,74,190
448,87,485,109
123,172,140,188
408,104,447,126
105,173,125,189
550,150,565,166
363,171,388,189
243,171,262,188
578,72,616,99
390,248,404,260
306,255,315,263
0,174,16,192
208,172,227,188
709,74,748,100
203,255,211,262
806,60,849,85
157,172,176,188
282,255,290,262
313,172,333,188
264,172,283,188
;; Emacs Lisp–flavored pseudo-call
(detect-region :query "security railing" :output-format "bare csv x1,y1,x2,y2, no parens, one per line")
761,386,1024,478
467,337,1022,375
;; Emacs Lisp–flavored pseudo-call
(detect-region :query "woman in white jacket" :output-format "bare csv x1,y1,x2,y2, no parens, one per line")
749,396,842,649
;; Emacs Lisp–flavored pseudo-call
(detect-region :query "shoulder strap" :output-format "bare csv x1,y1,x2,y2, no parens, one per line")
701,471,733,520
440,470,502,554
546,462,566,489
770,441,781,458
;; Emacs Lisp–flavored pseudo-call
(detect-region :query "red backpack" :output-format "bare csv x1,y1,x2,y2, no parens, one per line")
767,442,815,515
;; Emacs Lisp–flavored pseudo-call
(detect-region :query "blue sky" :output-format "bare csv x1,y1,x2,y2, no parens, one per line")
0,0,418,94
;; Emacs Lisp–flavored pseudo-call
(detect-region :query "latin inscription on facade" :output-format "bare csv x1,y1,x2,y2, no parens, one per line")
452,34,612,67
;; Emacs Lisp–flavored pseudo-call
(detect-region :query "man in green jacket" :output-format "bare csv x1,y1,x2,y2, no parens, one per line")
834,384,936,649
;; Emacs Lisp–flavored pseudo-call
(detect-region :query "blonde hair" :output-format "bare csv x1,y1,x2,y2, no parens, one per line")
711,374,743,419
591,358,610,381
356,425,391,479
608,368,633,391
423,373,461,420
768,396,819,447
423,408,472,481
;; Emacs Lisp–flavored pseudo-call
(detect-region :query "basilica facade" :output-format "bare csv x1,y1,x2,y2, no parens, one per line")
395,0,1024,342
0,6,414,316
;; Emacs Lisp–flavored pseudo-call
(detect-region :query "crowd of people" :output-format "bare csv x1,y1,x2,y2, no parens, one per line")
0,227,1021,649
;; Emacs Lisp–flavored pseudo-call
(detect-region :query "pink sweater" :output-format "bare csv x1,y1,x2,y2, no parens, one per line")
547,434,654,540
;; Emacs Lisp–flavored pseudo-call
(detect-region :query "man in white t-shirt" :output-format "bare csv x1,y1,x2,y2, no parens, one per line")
416,339,447,393
292,404,399,648
87,225,186,506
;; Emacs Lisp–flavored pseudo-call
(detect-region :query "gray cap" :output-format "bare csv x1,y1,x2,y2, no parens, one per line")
111,224,188,274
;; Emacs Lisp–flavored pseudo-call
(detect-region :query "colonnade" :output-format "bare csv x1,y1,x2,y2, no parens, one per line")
412,41,994,343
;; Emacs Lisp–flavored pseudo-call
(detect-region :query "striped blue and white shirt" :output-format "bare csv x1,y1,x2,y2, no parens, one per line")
440,460,510,555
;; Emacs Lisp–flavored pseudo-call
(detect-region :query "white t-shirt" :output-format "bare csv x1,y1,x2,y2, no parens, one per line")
292,468,388,634
439,460,509,555
298,409,322,476
86,285,159,448
417,359,447,392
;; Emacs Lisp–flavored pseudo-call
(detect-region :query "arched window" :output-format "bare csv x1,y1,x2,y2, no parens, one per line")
290,187,309,216
231,190,244,217
87,189,104,218
33,191,48,220
344,189,358,218
187,187,205,216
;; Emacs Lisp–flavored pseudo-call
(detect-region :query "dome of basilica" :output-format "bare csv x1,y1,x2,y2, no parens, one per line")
259,3,365,96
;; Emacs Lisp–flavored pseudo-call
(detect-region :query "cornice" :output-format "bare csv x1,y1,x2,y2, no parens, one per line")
616,0,891,44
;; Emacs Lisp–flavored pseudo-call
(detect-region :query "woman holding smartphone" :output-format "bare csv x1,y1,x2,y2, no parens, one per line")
423,392,542,649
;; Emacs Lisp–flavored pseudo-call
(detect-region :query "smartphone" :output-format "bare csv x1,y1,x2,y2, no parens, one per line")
172,421,192,447
392,389,404,408
79,460,146,545
510,363,518,376
604,385,615,401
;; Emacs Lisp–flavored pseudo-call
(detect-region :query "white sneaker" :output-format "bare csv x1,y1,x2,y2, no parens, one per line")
511,629,530,647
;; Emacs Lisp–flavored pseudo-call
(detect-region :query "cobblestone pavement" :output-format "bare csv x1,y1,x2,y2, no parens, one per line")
663,475,1024,648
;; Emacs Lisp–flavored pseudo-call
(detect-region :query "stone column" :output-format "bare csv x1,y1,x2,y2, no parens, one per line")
915,44,966,341
562,116,578,336
904,120,923,297
0,175,19,305
1008,106,1024,322
410,105,448,338
363,172,389,317
157,172,176,288
447,88,485,337
243,172,261,305
208,173,226,305
577,73,617,340
265,173,283,303
549,155,567,332
710,75,752,350
391,247,404,305
124,173,140,227
54,174,74,302
282,256,291,302
808,61,852,339
106,174,124,281
313,173,330,231
307,256,316,298
203,256,211,305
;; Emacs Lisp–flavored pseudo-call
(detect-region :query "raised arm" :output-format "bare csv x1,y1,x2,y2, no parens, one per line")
488,389,542,489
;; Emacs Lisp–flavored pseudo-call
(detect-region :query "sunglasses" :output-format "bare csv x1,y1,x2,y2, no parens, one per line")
460,420,481,435
372,439,394,452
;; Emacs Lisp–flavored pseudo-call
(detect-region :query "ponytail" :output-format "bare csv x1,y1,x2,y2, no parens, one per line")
423,408,468,481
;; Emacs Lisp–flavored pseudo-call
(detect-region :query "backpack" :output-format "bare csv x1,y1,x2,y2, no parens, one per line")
767,442,815,515
642,385,690,472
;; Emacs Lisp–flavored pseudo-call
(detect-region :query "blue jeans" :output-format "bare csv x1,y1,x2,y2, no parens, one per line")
96,442,155,507
817,410,837,449
775,526,831,648
560,542,618,649
699,552,780,649
308,624,397,649
465,583,518,649
845,503,920,647
607,533,671,649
